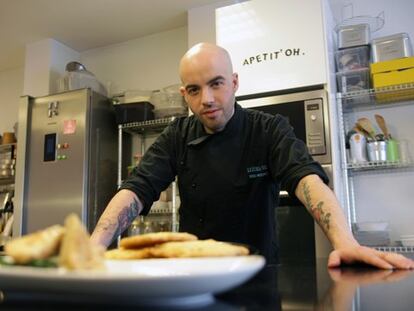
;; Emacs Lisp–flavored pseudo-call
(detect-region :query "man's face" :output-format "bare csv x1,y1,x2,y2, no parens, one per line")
180,53,239,134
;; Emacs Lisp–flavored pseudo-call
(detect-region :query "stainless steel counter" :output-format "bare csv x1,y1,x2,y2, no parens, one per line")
0,259,413,310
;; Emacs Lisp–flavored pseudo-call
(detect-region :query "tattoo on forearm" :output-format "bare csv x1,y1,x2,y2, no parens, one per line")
303,181,331,231
94,197,141,243
114,197,141,237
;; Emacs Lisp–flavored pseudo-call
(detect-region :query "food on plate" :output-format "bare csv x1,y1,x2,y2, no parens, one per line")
3,214,104,270
120,231,198,249
150,239,249,258
59,214,105,270
105,248,153,260
4,225,65,264
106,233,250,259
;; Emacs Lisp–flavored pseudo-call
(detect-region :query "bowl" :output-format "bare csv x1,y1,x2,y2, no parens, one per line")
400,238,414,247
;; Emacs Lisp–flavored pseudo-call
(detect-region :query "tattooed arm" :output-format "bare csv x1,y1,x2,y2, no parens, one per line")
295,174,414,270
90,189,143,247
295,174,356,250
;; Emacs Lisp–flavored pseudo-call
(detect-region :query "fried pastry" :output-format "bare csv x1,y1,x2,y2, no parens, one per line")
149,239,249,258
59,214,105,270
120,232,198,249
105,247,153,260
4,225,65,264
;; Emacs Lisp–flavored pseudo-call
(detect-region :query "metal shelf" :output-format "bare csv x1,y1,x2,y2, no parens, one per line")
337,82,414,232
347,160,414,172
375,246,414,253
119,117,177,135
340,83,414,111
117,116,180,234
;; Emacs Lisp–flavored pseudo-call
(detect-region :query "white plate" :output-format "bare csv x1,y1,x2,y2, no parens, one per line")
0,255,265,307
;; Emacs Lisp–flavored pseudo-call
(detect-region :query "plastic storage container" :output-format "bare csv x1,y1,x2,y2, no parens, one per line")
336,67,370,93
57,71,107,97
337,23,370,49
371,33,413,62
113,102,154,124
151,90,188,119
335,45,370,72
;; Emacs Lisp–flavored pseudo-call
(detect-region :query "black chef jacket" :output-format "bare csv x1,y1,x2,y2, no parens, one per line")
121,103,329,263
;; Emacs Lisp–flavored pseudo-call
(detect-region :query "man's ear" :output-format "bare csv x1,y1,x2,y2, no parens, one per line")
179,86,186,96
232,73,239,92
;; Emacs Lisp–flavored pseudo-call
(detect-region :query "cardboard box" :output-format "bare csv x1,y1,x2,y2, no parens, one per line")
371,57,414,88
370,57,414,102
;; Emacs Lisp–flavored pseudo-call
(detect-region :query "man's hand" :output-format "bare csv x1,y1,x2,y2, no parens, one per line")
328,245,414,270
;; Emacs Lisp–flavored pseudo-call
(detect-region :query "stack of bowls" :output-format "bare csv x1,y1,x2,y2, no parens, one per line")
400,234,414,247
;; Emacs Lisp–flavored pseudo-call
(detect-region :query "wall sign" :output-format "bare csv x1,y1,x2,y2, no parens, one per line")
216,0,328,96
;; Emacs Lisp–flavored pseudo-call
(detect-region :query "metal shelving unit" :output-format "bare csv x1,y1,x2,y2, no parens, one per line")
338,83,414,248
117,117,179,232
347,160,414,172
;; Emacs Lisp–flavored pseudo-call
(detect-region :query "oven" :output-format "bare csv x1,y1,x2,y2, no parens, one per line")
237,87,333,263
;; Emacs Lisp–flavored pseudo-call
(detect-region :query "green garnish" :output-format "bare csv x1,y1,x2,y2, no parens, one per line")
0,256,58,268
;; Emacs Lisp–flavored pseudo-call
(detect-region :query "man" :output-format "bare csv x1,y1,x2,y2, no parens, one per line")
91,43,413,269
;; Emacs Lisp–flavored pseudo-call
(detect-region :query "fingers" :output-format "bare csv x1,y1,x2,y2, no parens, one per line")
377,252,414,270
328,247,414,270
358,249,394,270
327,250,341,268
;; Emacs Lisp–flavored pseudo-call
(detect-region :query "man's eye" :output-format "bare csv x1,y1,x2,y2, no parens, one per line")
187,88,199,96
211,81,223,88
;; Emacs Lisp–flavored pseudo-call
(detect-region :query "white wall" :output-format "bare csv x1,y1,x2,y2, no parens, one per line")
0,67,24,136
80,27,188,95
23,38,80,97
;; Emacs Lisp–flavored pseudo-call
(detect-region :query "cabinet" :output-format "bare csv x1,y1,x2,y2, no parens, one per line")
117,117,179,235
338,83,414,252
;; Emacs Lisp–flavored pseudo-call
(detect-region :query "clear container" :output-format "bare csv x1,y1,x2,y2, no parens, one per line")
336,67,370,93
150,90,168,109
57,71,107,97
371,33,413,62
335,45,370,72
337,23,370,49
123,90,152,104
154,106,188,119
151,89,188,119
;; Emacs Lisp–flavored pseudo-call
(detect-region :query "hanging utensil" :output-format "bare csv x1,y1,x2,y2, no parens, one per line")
357,118,377,141
375,114,390,140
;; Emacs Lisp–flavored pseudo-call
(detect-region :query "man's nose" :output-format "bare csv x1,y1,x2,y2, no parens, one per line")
201,88,214,105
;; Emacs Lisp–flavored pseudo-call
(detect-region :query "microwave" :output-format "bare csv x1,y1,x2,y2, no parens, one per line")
236,87,332,165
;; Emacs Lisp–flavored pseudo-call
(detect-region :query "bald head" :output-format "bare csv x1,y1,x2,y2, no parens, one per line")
179,43,234,83
178,42,239,134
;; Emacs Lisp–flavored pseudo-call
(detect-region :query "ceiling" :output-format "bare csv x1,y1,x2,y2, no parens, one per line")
0,0,223,72
0,0,350,73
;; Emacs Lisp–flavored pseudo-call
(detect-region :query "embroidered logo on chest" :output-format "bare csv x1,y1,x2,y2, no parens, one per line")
246,165,268,179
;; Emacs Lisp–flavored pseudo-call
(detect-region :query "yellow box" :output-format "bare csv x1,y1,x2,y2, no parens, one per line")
372,67,414,88
371,57,414,88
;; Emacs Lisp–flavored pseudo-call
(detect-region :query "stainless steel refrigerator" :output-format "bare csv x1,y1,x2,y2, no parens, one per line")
14,88,118,235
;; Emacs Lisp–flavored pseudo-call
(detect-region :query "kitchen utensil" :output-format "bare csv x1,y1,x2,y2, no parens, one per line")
374,114,390,140
357,118,377,141
355,123,373,142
